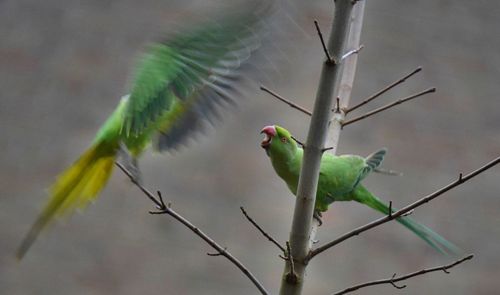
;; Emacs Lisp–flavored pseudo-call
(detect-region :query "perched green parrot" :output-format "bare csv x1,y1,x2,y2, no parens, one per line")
16,2,271,260
260,125,460,255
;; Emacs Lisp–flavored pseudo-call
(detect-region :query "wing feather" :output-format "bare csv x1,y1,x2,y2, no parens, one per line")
123,2,271,137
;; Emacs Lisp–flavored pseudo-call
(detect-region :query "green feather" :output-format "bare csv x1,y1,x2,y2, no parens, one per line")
124,1,270,137
17,2,271,259
263,125,461,255
353,185,461,255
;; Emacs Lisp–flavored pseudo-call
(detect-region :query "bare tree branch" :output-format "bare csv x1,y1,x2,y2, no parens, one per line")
331,254,474,295
240,206,286,253
324,0,365,152
115,162,269,295
341,87,436,127
314,20,334,64
260,85,312,116
308,156,500,260
279,1,365,294
345,66,422,114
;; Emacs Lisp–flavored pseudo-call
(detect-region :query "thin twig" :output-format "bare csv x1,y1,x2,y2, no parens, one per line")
314,20,334,64
388,273,406,289
116,162,163,208
260,85,312,116
207,247,227,256
156,191,168,209
345,66,422,114
308,156,500,260
332,254,474,295
333,97,341,113
342,87,436,127
115,162,269,295
291,136,306,148
240,207,286,253
322,146,335,153
285,241,298,284
402,209,414,217
341,45,364,60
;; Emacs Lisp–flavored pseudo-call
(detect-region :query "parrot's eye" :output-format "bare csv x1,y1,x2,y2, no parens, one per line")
281,137,287,143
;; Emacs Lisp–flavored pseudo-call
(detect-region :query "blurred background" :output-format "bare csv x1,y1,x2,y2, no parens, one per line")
1,0,499,294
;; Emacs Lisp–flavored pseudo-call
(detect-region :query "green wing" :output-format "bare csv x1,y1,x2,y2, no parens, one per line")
123,1,270,139
123,45,179,135
357,148,387,182
319,155,367,196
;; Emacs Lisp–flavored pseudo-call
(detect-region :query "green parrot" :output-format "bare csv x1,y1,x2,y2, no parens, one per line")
260,125,460,255
16,2,271,260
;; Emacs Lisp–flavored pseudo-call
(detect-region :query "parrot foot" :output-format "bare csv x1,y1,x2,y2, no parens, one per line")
313,211,323,226
127,158,143,185
119,144,143,185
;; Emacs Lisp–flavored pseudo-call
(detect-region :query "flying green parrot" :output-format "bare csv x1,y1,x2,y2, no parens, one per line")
260,125,460,255
16,2,272,260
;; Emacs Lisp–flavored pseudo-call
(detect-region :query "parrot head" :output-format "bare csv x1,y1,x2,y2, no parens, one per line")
260,125,298,159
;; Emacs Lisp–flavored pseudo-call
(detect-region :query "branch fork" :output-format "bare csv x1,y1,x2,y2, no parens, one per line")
284,241,299,284
389,273,406,289
207,247,227,257
115,162,270,295
314,20,335,64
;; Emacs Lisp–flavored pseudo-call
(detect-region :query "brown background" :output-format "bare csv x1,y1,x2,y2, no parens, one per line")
1,0,499,294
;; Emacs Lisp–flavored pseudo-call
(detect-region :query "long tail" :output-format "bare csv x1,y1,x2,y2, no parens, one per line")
17,142,117,260
353,185,461,255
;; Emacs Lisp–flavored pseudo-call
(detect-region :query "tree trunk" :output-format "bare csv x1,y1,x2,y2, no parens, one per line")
279,1,366,294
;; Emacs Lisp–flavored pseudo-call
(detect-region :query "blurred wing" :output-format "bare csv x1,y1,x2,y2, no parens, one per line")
123,44,178,135
155,74,241,150
123,1,271,137
358,149,387,181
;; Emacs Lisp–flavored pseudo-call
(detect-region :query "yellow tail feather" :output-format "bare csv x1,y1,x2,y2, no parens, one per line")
17,143,116,260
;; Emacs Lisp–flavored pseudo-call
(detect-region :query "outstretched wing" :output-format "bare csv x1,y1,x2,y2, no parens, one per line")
123,1,271,138
359,148,387,181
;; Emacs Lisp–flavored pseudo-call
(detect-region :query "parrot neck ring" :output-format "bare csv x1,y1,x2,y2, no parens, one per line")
260,125,277,149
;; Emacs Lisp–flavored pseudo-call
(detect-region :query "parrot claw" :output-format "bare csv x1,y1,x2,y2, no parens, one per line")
313,211,323,226
127,158,143,185
119,143,143,185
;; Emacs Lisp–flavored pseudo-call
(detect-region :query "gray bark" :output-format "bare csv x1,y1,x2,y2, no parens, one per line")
279,1,366,294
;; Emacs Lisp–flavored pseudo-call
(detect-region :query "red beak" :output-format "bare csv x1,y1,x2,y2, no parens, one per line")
260,125,276,148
